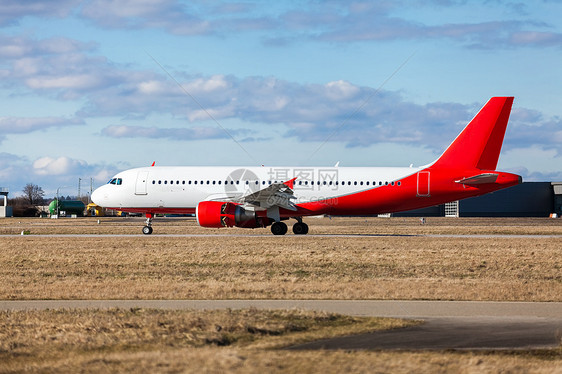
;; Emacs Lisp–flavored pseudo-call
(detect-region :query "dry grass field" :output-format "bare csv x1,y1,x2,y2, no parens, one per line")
1,308,560,373
0,216,561,373
0,217,560,301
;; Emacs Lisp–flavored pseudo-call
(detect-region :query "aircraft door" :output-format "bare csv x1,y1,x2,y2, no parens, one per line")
135,171,149,195
417,171,430,197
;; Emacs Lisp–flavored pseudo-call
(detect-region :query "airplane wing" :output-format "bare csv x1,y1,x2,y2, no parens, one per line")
232,178,297,211
455,173,498,185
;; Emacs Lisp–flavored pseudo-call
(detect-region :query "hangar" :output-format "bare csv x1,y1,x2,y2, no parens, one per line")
394,182,562,218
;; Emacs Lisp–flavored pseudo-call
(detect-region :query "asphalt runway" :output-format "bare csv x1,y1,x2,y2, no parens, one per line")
1,300,560,350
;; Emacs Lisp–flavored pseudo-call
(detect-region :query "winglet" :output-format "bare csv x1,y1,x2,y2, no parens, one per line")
151,161,155,167
283,177,297,189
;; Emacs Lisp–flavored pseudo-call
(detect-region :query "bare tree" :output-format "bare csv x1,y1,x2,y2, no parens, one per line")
22,183,45,205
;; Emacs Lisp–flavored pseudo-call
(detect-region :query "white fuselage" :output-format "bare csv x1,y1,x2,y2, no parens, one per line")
91,165,421,211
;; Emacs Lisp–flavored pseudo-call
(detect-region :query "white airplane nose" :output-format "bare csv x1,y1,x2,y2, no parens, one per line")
91,187,105,206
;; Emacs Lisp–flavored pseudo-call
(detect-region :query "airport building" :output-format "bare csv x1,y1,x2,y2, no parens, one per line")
394,182,562,218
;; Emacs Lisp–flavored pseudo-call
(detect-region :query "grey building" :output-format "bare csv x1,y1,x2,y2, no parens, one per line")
394,182,559,217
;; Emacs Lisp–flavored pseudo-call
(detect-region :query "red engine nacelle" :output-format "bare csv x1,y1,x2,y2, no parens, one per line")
196,201,263,228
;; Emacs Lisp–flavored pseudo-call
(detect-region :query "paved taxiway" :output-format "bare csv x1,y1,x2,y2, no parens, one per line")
2,300,560,350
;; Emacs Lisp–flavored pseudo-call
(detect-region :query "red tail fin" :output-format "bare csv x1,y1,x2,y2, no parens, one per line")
432,97,514,170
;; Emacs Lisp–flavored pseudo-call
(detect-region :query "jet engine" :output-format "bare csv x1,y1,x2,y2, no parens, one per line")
196,201,262,228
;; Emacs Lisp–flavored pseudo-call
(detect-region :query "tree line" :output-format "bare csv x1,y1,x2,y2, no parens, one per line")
7,183,90,217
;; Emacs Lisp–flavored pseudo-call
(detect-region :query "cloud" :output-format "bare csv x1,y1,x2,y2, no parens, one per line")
0,35,122,100
268,2,562,49
33,156,88,176
0,0,80,27
78,71,558,156
80,0,212,35
100,125,231,141
0,152,121,196
0,116,84,137
506,108,562,155
2,1,560,49
28,156,121,193
0,33,556,156
0,152,27,181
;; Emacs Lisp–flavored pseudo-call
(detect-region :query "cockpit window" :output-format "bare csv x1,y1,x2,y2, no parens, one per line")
108,178,123,185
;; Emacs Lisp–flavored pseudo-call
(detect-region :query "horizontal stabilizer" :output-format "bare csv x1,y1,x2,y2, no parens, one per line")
455,173,498,185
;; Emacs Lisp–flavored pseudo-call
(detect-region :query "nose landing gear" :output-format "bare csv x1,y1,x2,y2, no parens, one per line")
142,213,154,235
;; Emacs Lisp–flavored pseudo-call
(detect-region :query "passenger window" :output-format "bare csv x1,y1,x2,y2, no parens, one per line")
354,181,357,185
164,180,167,184
398,181,401,186
194,181,197,185
158,180,161,184
360,181,363,185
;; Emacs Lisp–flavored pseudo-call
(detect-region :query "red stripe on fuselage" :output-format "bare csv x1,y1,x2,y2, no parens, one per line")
286,168,521,217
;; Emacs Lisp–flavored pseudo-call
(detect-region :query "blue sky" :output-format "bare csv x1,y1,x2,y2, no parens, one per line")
0,0,561,198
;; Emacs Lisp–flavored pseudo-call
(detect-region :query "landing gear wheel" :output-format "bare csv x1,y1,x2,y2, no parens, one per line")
292,222,309,235
143,214,154,235
271,221,288,235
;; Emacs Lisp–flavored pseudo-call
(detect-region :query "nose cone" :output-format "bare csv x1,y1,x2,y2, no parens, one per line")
91,186,105,206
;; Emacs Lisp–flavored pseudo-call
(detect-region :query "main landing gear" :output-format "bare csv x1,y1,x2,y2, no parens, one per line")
142,213,153,235
270,219,309,236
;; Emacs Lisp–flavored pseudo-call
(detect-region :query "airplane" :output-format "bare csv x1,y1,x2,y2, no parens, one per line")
91,96,521,235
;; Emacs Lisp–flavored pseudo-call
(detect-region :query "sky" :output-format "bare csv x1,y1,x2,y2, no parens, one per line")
0,0,561,198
